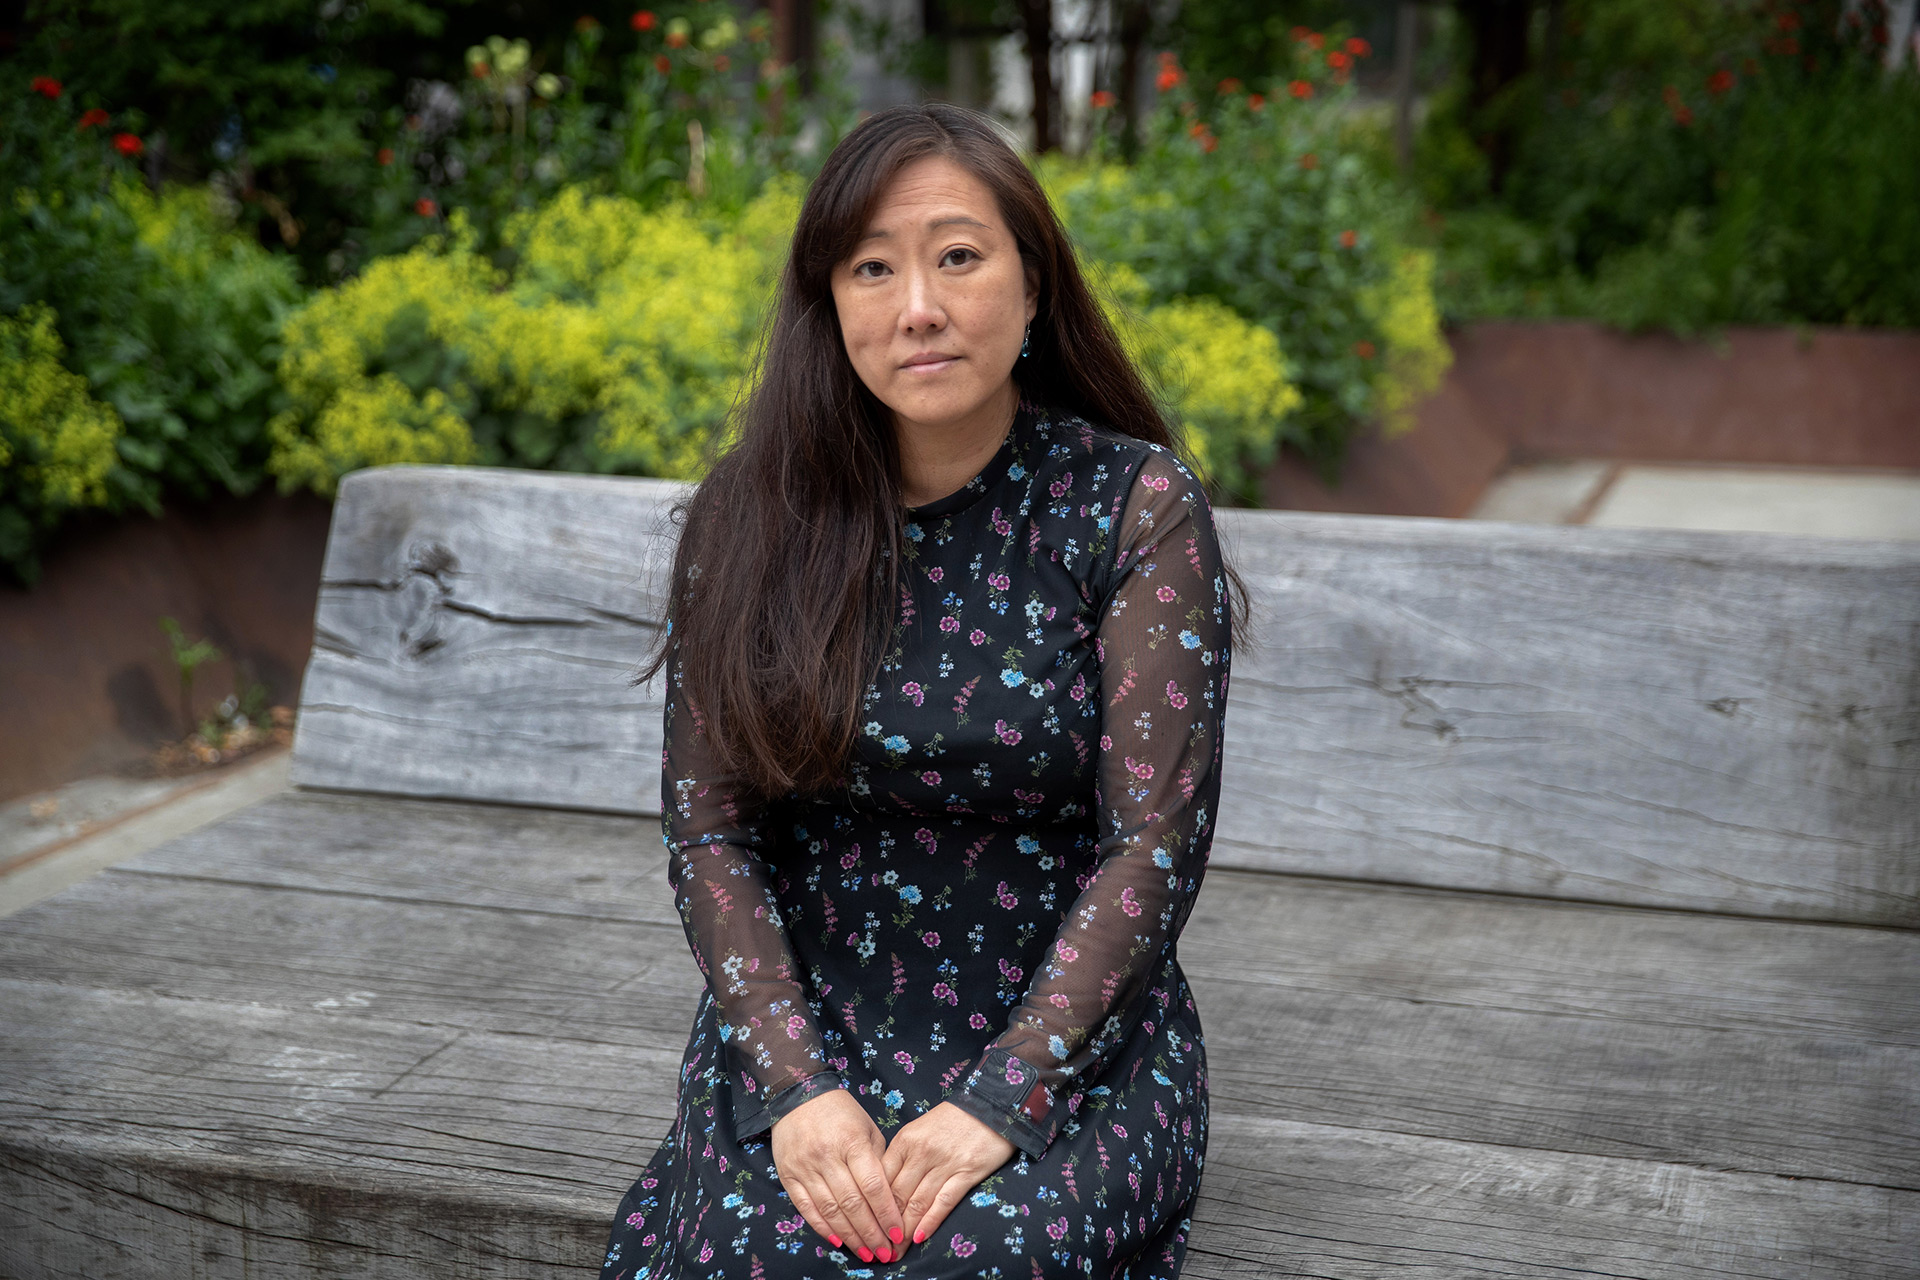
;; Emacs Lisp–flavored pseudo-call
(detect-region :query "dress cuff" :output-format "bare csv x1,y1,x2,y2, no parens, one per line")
731,1069,846,1141
947,1046,1063,1160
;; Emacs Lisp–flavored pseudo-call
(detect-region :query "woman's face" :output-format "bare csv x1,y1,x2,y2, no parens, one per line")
830,155,1038,436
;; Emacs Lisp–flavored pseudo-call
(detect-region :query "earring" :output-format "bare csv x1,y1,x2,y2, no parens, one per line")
1020,322,1032,359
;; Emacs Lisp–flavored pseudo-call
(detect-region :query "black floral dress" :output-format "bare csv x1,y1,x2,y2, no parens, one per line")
598,400,1232,1280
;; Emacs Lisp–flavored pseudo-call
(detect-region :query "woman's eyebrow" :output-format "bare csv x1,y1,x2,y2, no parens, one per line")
855,214,991,245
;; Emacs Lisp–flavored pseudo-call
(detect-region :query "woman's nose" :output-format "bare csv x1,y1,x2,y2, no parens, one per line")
899,267,946,333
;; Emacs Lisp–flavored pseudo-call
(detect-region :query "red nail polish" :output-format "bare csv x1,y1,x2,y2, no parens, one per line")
879,1247,892,1262
828,1234,841,1248
890,1227,903,1244
913,1229,926,1244
857,1247,873,1263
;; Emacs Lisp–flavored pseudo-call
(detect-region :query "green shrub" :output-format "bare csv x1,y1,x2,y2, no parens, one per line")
0,304,125,583
1048,43,1450,495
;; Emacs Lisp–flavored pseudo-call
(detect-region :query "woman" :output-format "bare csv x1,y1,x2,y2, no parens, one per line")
599,102,1232,1280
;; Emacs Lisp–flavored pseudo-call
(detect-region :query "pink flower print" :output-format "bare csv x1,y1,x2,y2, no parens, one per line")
928,566,944,582
991,508,1013,536
786,1014,807,1039
775,1214,805,1235
940,615,961,632
1057,943,1078,963
1049,473,1073,499
970,1011,989,1029
1142,472,1171,492
1069,672,1088,701
1166,680,1188,709
1126,756,1155,781
1120,886,1144,917
1111,1123,1128,1139
988,571,1011,591
626,1211,646,1227
932,981,958,1005
895,1050,916,1074
994,719,1022,745
998,957,1024,983
1047,1216,1069,1241
952,1235,977,1258
921,770,941,786
922,930,940,947
1050,992,1071,1008
969,628,987,646
1100,733,1113,751
995,882,1020,910
902,680,925,706
1155,584,1177,603
698,1242,714,1263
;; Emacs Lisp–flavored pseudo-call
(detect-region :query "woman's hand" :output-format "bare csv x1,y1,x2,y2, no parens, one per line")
770,1089,906,1264
882,1101,1017,1249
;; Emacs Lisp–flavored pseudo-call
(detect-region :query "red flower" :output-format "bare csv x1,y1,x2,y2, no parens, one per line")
1298,151,1318,169
1189,120,1208,137
631,9,656,30
1217,77,1242,94
1155,66,1183,92
1289,79,1313,99
112,132,142,157
377,147,394,165
1248,93,1265,110
1345,37,1372,57
1672,104,1694,126
1707,69,1734,95
1339,228,1358,248
714,53,729,71
1354,340,1376,359
31,75,61,98
471,61,490,78
1327,50,1352,70
415,197,437,216
654,54,671,73
77,107,110,129
1199,132,1217,153
1306,32,1325,50
665,29,689,48
1089,89,1116,109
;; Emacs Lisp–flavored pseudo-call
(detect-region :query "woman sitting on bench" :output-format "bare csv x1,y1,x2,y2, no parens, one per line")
599,102,1235,1280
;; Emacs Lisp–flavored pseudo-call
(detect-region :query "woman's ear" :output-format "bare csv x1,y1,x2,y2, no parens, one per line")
1024,264,1040,323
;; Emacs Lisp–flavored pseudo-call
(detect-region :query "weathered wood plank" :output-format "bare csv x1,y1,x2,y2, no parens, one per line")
5,794,1914,1191
294,467,1920,922
1213,515,1920,925
293,468,684,815
4,976,1913,1279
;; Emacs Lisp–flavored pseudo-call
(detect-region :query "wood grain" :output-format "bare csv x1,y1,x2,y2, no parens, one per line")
293,467,1919,923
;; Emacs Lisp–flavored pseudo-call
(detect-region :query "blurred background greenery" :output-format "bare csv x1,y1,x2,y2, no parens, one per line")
3,0,1915,582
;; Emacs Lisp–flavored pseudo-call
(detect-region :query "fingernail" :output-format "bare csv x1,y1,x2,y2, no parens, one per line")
828,1234,840,1248
913,1229,926,1244
879,1247,893,1262
890,1227,903,1244
857,1247,873,1263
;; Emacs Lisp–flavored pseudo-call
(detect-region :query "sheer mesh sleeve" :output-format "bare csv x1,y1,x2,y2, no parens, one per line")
661,640,845,1139
951,449,1232,1158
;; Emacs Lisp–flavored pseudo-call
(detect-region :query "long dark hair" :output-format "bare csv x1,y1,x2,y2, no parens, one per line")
645,103,1191,798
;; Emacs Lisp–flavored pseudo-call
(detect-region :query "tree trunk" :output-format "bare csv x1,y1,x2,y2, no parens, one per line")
1020,0,1056,152
1457,0,1534,191
1116,0,1150,154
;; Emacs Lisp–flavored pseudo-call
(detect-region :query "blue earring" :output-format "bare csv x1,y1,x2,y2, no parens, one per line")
1020,322,1032,359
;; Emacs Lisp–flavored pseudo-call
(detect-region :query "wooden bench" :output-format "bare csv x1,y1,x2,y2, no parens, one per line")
4,464,1916,1278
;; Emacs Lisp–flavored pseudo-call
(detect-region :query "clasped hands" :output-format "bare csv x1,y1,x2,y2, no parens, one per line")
770,1089,1016,1266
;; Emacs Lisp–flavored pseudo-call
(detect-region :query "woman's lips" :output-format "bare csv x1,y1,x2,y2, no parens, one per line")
901,353,960,373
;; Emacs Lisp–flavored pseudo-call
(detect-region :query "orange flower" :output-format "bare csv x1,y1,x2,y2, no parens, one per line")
112,132,142,157
1289,79,1313,99
1707,69,1734,95
655,54,671,73
471,61,490,78
1156,66,1183,92
1089,90,1116,109
1354,340,1376,359
714,53,729,71
1345,37,1371,57
78,107,110,129
665,29,689,47
1298,151,1318,169
415,197,438,217
377,147,394,165
1199,132,1217,153
632,9,656,30
1306,32,1325,50
1189,120,1208,137
1327,50,1351,70
1217,77,1243,94
1248,93,1265,110
1339,228,1358,248
31,75,61,98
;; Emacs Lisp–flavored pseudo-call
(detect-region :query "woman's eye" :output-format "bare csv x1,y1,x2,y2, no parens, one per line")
853,260,889,279
941,247,978,268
